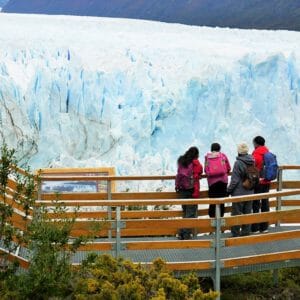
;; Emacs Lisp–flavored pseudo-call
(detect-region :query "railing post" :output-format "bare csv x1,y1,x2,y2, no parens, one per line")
35,175,42,217
214,204,222,300
37,179,42,202
276,168,283,227
107,180,112,239
15,245,21,257
115,206,121,257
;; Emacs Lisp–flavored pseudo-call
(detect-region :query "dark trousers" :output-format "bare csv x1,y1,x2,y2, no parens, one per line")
231,201,253,237
251,183,270,232
178,189,196,239
208,181,227,218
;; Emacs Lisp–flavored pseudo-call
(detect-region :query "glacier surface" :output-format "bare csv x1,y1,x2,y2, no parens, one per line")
0,13,300,183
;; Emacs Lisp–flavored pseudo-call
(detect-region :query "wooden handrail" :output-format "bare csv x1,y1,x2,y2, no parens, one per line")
36,189,300,206
40,175,177,181
75,240,213,251
224,230,300,247
223,250,300,268
279,165,300,170
40,191,207,201
225,209,300,227
0,248,30,269
0,194,33,216
38,166,299,181
43,201,300,220
137,261,214,271
125,239,212,250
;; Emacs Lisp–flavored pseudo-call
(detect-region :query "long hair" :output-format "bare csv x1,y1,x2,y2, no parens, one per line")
177,146,199,167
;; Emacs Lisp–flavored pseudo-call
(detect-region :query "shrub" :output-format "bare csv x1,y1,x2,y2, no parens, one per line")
72,255,218,300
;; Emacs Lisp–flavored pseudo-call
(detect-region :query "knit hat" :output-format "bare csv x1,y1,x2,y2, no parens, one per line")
237,142,249,155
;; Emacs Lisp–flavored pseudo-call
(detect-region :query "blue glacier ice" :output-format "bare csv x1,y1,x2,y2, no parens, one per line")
0,13,300,182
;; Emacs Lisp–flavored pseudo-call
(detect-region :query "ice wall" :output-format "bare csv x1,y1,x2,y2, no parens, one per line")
0,13,300,178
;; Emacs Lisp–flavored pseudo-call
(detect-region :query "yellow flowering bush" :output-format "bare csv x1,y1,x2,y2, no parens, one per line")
72,254,219,300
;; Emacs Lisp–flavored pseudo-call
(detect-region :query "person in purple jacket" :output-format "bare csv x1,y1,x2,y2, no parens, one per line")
205,143,231,218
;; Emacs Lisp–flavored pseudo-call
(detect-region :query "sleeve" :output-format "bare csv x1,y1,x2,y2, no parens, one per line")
175,166,180,192
227,161,242,195
193,159,203,180
252,150,263,171
192,159,203,198
204,155,209,174
223,153,231,174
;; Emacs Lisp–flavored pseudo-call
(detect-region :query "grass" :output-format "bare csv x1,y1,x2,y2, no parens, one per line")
198,268,300,300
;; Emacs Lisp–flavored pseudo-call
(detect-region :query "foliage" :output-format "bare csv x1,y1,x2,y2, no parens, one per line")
221,268,300,299
0,144,23,253
72,255,218,300
0,143,83,298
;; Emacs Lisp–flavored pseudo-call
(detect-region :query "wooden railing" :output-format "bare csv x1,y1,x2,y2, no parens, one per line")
1,165,300,300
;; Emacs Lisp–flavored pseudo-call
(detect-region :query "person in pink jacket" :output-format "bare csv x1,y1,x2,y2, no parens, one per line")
175,146,203,239
204,143,231,218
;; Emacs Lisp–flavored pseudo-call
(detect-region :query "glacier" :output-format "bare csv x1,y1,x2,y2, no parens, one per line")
0,13,300,183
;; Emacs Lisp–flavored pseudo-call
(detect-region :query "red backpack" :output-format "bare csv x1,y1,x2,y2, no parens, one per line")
175,163,194,190
205,152,227,177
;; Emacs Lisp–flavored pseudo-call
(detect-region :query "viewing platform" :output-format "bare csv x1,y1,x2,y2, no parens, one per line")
1,165,300,299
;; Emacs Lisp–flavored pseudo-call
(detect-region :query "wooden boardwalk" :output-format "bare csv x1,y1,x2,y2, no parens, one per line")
1,165,300,299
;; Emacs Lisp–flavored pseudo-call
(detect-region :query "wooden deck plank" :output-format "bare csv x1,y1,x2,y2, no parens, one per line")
36,189,300,206
223,250,300,268
224,209,300,227
0,248,30,269
224,230,300,247
125,240,212,250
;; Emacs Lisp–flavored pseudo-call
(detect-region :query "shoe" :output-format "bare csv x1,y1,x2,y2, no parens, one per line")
252,231,260,234
231,234,240,238
261,229,269,233
179,233,192,240
241,232,250,236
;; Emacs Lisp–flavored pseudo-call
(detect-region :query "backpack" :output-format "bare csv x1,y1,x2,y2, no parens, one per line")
262,152,278,181
175,163,194,190
205,152,227,177
242,164,259,190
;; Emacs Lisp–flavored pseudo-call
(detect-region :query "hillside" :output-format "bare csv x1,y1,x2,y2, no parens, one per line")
3,0,300,31
0,0,9,8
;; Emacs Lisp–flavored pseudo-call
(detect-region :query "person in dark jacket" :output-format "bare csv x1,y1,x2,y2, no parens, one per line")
227,143,255,237
251,136,271,233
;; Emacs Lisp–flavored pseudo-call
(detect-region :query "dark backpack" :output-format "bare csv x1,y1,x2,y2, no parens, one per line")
262,152,278,181
175,163,194,190
242,164,259,190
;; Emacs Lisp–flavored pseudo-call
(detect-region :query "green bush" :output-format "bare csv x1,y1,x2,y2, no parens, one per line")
221,268,300,299
71,255,218,300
